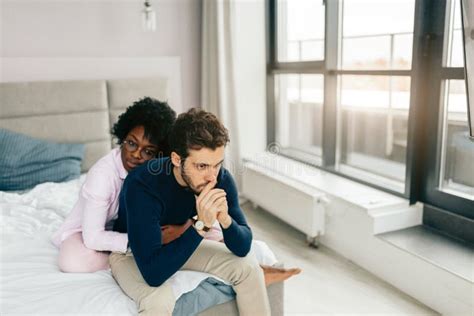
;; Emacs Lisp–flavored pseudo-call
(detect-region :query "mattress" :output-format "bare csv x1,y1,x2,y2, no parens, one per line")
0,176,278,315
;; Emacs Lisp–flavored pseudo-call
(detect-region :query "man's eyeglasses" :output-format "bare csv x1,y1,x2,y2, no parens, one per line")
123,139,157,160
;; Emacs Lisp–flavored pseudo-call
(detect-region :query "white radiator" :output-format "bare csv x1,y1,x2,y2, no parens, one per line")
242,161,328,246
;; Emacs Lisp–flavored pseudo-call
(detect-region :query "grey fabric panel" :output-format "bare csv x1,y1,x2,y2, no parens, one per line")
198,281,284,316
107,77,169,128
109,109,124,130
0,111,110,143
83,140,112,172
107,77,168,109
109,109,122,148
0,80,107,118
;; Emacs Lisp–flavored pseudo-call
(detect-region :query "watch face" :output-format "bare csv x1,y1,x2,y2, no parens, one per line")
195,220,204,230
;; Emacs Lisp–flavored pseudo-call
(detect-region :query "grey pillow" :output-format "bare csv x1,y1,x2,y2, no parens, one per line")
0,129,85,191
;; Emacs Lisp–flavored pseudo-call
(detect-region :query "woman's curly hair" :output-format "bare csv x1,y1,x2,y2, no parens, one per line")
111,97,176,156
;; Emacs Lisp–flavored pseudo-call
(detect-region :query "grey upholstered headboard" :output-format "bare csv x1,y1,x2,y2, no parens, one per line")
0,77,169,172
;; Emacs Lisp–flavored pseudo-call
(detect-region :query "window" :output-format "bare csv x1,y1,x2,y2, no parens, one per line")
267,0,474,237
438,80,473,199
338,75,411,192
341,0,415,70
336,0,415,193
276,74,324,164
432,0,474,203
277,0,325,62
444,0,464,67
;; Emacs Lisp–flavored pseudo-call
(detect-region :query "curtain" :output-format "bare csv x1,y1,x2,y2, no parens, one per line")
201,0,242,188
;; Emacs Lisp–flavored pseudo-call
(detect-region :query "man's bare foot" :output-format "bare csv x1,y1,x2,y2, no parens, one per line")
261,265,302,286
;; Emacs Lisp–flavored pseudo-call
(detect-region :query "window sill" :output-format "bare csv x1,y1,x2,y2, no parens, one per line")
378,225,473,282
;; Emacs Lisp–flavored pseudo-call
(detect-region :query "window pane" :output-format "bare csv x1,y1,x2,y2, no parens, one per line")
275,74,324,163
439,80,474,199
277,0,325,62
444,0,465,67
341,0,415,70
337,75,411,192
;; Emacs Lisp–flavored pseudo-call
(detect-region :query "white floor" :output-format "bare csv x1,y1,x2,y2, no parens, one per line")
243,202,439,316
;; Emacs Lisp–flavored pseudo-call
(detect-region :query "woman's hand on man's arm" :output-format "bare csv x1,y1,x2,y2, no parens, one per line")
161,219,193,244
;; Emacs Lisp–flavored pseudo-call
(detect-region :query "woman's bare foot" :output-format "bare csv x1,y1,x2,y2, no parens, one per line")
261,265,301,286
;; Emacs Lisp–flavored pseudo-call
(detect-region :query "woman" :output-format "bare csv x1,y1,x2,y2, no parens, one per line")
52,97,178,272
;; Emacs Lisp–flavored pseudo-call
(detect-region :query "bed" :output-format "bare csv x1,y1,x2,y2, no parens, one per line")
0,78,283,315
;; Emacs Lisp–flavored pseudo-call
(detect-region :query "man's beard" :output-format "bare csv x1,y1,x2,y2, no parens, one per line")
180,165,207,195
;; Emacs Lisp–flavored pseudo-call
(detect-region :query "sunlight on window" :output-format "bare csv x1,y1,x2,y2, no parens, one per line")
277,0,325,62
340,76,411,110
342,0,415,70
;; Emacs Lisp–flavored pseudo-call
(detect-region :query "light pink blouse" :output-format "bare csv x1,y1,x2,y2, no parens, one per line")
51,148,129,253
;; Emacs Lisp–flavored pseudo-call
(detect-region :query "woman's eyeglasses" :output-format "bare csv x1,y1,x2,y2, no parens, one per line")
123,139,157,160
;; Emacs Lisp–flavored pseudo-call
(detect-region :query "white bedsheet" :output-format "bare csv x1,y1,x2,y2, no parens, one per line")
0,176,277,315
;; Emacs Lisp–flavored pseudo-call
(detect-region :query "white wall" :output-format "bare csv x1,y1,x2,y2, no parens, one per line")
0,0,202,111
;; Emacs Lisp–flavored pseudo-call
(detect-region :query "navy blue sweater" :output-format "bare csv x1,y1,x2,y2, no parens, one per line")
113,158,252,286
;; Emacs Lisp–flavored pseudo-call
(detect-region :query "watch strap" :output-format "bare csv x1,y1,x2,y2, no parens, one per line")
192,217,211,232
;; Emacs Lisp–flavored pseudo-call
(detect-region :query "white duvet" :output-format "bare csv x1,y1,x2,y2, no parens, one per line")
0,176,277,315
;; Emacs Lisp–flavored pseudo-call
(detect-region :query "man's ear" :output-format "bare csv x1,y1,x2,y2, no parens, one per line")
170,152,181,167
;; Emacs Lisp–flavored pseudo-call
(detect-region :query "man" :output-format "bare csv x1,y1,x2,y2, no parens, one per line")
110,108,271,315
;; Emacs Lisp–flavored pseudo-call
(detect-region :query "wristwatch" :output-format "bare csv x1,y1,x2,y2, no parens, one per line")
192,217,211,232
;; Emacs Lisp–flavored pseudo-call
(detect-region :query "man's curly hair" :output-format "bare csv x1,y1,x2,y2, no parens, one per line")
169,108,229,159
111,97,176,156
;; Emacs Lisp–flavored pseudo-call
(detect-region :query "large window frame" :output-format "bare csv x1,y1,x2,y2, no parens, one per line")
266,0,473,240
